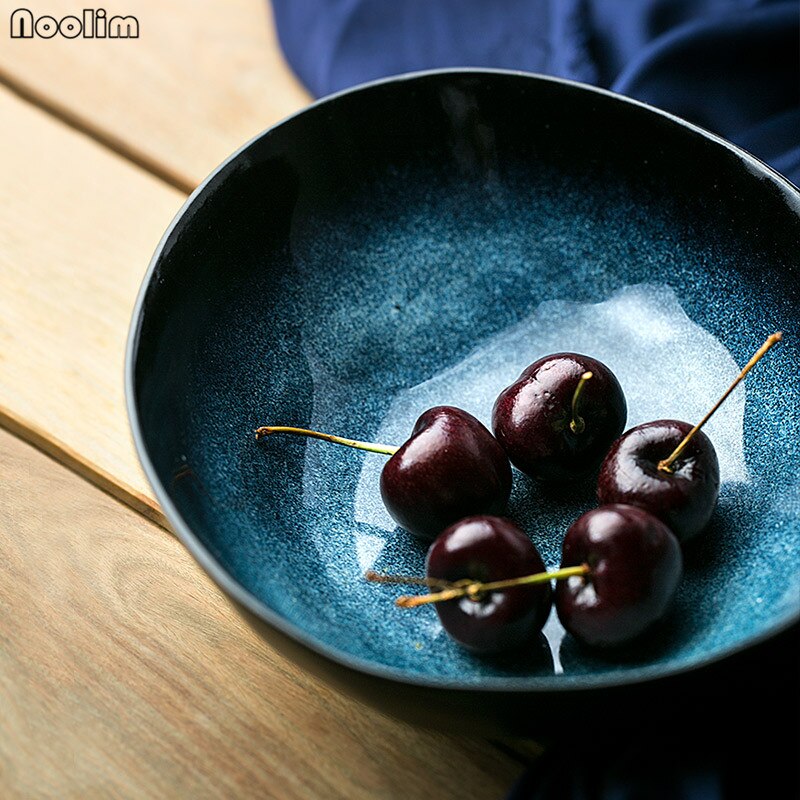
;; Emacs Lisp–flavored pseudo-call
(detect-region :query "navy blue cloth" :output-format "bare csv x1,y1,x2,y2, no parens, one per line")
270,0,800,185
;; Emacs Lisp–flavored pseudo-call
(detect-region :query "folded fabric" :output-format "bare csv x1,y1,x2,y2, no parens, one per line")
270,0,800,185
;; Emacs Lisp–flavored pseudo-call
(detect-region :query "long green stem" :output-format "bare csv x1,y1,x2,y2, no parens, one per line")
658,331,783,473
254,425,398,456
364,570,454,590
395,564,591,608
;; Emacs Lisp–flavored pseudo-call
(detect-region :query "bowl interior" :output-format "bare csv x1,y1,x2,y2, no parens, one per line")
131,71,800,689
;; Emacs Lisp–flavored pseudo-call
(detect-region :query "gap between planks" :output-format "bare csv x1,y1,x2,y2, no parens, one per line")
0,81,185,531
0,66,196,194
0,0,313,191
0,426,530,798
0,402,168,529
0,405,543,769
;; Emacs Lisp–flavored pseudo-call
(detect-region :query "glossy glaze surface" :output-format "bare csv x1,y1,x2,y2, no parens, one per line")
380,406,512,541
127,71,800,699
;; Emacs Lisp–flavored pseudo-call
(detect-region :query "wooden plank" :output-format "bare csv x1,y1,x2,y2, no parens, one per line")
0,428,524,799
0,403,165,527
0,84,183,518
0,0,312,191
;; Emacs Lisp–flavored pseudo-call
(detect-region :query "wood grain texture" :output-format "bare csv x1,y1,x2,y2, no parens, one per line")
0,85,183,518
0,428,524,799
0,0,311,191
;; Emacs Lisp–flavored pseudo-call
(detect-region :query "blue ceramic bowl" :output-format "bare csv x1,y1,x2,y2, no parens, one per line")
127,69,799,736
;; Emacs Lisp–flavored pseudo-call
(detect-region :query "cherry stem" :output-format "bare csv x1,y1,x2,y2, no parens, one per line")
657,331,783,473
569,371,593,434
254,426,398,456
394,564,591,608
364,570,454,590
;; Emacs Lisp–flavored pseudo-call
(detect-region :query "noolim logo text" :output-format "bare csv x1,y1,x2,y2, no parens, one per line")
10,8,139,39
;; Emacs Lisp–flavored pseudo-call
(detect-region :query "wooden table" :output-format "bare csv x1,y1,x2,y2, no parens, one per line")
0,2,537,797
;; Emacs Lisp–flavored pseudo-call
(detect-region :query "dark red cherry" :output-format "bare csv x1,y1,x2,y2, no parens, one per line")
555,504,683,648
256,406,512,542
379,407,512,541
597,420,720,542
492,353,626,481
426,516,553,654
595,332,785,542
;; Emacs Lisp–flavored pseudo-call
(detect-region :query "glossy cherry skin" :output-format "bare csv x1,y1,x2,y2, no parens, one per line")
492,353,627,482
555,504,683,648
597,420,720,543
426,516,553,654
379,407,512,541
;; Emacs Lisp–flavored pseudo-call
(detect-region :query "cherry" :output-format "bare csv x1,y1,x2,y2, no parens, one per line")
597,332,782,542
385,516,556,654
555,504,683,648
423,516,553,653
492,353,627,482
597,420,719,542
255,406,512,541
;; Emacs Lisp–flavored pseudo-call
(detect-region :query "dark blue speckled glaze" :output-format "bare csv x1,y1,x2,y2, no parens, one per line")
127,71,799,727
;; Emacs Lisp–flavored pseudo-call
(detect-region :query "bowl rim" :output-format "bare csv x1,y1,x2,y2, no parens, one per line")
125,66,800,693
